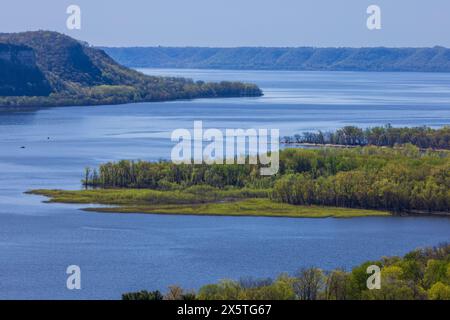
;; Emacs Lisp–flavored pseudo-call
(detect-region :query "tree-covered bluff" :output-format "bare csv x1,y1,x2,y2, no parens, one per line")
0,31,262,107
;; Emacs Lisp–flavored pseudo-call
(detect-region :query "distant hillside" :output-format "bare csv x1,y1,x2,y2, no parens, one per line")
103,47,450,72
0,31,262,107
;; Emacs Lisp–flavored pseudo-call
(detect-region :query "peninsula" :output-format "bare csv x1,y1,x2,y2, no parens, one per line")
0,31,262,108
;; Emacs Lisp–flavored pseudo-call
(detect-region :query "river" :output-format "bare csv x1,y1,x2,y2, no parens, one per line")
0,69,449,299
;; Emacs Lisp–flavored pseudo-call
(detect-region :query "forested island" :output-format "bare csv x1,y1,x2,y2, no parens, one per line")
0,31,262,108
30,144,450,217
103,46,450,72
122,244,450,300
282,125,450,150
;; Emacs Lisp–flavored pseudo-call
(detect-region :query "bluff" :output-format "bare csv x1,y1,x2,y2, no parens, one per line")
103,46,450,72
0,31,262,107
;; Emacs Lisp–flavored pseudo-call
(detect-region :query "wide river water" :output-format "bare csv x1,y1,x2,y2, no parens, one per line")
0,69,450,299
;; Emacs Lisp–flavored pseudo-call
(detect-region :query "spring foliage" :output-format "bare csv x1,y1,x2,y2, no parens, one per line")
122,244,450,300
83,146,450,213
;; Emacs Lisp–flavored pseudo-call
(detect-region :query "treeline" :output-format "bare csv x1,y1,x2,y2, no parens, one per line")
282,125,450,150
122,244,450,300
0,80,262,108
274,146,449,212
103,46,450,72
83,146,450,213
84,160,263,189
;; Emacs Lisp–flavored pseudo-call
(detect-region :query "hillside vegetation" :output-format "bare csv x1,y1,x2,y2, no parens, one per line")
103,46,450,72
0,31,262,107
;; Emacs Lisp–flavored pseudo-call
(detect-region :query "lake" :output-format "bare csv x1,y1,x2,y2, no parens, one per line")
0,69,449,299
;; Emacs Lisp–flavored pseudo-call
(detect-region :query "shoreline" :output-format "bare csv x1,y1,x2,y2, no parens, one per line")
27,189,392,219
282,142,450,152
0,89,263,109
28,189,450,219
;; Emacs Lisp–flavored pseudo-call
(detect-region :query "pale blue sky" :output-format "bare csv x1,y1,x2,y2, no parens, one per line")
1,0,449,47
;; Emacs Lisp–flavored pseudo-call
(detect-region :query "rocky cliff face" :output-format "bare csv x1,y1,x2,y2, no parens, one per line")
0,43,52,96
0,44,36,66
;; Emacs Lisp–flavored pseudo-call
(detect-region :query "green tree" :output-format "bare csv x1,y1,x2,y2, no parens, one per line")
428,282,450,300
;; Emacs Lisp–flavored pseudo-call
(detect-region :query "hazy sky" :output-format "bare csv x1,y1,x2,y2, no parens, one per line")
1,0,449,47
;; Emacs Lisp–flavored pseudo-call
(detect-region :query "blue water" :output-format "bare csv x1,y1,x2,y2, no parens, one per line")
0,69,449,299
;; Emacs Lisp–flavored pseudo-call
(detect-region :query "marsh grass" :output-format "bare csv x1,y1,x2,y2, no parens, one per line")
28,189,389,218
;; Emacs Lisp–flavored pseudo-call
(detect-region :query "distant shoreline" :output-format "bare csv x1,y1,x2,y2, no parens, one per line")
103,46,450,73
281,125,450,151
282,142,450,153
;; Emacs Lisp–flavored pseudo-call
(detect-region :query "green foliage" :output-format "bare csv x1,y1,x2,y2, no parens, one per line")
284,125,450,150
29,190,387,218
198,280,242,300
272,147,450,213
31,146,449,216
361,265,420,300
122,244,450,300
122,290,163,300
85,159,264,189
428,282,450,300
324,269,352,300
78,146,450,214
0,31,262,107
424,260,449,288
29,187,268,206
197,278,296,300
242,277,296,300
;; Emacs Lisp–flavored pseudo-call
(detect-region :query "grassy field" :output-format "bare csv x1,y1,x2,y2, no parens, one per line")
28,189,390,218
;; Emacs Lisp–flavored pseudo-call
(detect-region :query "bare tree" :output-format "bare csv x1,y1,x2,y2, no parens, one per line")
164,285,184,300
293,267,325,300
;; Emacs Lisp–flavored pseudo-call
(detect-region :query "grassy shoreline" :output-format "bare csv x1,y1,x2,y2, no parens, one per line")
28,189,390,218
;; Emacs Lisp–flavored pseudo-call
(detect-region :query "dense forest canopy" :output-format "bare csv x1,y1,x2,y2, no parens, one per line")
83,146,450,213
103,46,450,72
283,125,450,150
0,31,262,107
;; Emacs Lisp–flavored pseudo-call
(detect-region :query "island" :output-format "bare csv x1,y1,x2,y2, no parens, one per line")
0,31,262,108
29,144,449,218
